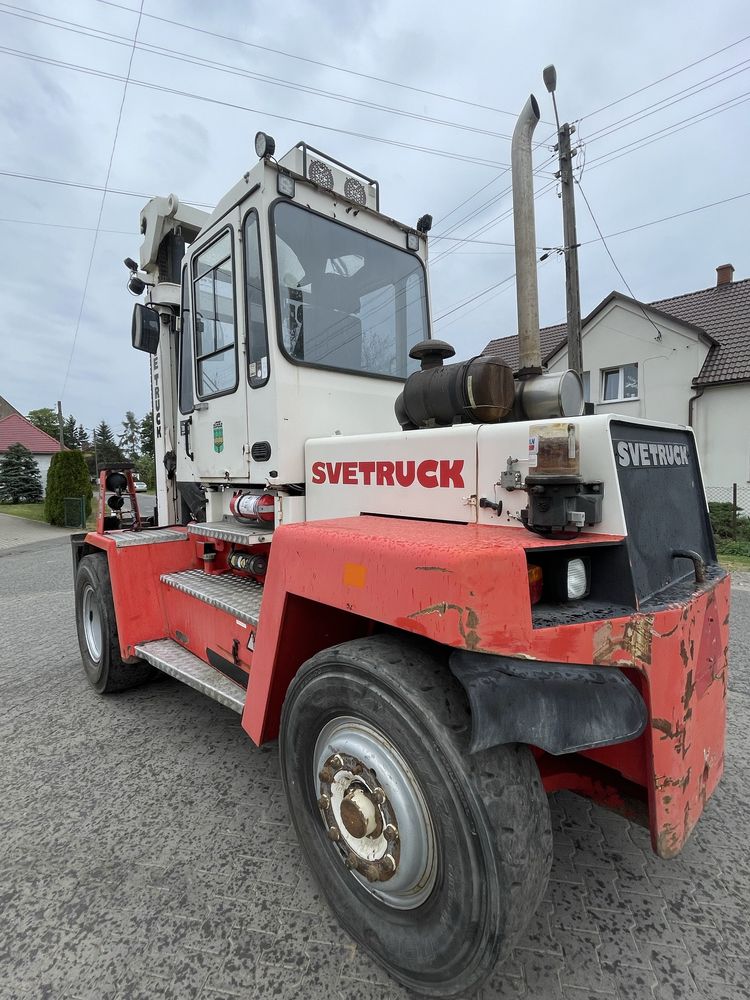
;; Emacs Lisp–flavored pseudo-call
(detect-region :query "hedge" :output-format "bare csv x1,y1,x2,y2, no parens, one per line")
45,450,93,526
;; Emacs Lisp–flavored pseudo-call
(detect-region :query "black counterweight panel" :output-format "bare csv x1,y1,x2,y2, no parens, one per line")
610,421,716,604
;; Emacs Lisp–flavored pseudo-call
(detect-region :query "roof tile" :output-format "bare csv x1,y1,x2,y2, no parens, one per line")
483,277,750,385
0,414,65,454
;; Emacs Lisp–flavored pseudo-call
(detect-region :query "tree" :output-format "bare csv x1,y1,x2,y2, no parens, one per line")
75,424,90,451
135,454,156,490
94,421,124,468
0,443,44,503
139,411,155,458
119,410,140,461
63,414,78,449
27,407,59,440
45,450,93,525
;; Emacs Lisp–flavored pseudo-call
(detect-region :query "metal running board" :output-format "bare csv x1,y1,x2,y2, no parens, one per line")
161,569,263,626
110,528,189,549
188,520,273,546
135,638,245,714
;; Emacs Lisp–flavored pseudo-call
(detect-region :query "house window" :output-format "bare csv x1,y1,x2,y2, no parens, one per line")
582,371,591,403
601,363,638,402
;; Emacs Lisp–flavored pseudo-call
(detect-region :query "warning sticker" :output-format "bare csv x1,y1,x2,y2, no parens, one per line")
528,434,539,468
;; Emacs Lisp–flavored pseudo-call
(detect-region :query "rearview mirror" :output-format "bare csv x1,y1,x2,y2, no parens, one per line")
132,303,160,354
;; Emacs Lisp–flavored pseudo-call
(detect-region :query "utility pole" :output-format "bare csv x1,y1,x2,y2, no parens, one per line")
56,400,65,447
543,66,583,377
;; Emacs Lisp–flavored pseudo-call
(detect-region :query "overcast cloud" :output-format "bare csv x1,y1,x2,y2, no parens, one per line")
1,0,748,432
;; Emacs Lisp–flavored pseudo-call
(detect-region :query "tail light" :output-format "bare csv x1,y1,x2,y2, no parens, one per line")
528,564,543,605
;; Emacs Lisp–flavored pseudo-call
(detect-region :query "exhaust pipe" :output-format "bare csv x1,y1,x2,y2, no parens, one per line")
511,94,542,375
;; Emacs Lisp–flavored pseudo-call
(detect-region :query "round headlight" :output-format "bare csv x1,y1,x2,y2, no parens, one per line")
254,131,276,159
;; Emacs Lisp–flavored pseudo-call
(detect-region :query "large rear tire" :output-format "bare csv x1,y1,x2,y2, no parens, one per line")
279,634,551,998
74,553,154,693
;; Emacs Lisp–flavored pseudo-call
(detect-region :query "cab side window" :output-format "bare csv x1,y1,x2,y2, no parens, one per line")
192,231,237,397
244,211,269,387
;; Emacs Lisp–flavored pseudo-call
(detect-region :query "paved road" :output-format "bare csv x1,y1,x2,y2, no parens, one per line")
0,536,748,1000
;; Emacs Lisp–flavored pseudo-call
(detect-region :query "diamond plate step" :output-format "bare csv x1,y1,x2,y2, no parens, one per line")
161,569,263,626
188,520,273,545
135,638,245,713
110,528,189,548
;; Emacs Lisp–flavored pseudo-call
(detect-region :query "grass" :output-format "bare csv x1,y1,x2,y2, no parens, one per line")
0,502,96,530
719,553,750,572
0,502,47,522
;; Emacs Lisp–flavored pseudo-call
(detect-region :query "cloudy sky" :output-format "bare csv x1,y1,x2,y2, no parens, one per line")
1,0,749,433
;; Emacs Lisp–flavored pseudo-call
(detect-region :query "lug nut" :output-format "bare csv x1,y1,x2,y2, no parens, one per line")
319,767,333,783
382,854,397,875
327,826,340,842
330,754,344,769
383,824,399,842
345,852,358,870
317,794,330,811
373,787,386,805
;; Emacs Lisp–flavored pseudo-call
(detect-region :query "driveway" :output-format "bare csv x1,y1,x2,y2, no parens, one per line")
0,535,748,999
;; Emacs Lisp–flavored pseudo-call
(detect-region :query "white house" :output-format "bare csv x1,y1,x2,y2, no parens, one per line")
0,409,64,495
483,265,750,489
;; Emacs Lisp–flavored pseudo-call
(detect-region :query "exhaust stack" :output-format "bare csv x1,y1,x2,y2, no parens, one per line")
511,95,542,375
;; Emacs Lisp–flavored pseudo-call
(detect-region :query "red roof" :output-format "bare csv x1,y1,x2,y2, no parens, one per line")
0,413,65,454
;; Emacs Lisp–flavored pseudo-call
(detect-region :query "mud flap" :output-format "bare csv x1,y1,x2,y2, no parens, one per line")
449,650,647,756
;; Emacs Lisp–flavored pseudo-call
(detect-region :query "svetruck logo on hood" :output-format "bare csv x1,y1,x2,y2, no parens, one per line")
311,459,465,488
615,440,690,468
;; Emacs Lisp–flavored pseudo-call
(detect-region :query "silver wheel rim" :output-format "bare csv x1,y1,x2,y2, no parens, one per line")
82,584,102,661
314,716,437,910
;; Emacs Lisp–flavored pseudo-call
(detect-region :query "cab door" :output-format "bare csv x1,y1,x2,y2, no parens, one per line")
187,211,249,480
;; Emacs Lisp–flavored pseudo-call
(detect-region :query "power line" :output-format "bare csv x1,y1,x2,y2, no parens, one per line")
433,272,517,323
584,57,750,144
60,0,143,401
93,0,525,120
0,44,509,169
580,190,750,244
0,168,214,207
0,216,135,233
576,179,665,342
583,30,750,121
0,3,517,142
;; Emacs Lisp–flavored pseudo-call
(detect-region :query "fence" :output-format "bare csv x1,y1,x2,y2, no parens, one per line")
705,484,750,540
63,497,87,529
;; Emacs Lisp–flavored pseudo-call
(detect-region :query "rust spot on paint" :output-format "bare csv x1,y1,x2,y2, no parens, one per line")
415,566,452,574
652,717,690,758
679,640,689,667
655,769,691,792
593,615,653,665
408,603,480,650
682,670,695,713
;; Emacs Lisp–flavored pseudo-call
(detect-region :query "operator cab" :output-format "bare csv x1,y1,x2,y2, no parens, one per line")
132,136,430,520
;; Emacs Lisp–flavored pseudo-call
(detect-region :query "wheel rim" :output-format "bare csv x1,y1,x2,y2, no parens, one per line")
313,716,437,910
81,584,102,662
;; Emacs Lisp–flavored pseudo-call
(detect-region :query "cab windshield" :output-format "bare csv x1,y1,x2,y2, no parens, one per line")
272,202,427,379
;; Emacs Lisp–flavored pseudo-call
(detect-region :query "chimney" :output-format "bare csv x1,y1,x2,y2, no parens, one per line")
716,263,734,287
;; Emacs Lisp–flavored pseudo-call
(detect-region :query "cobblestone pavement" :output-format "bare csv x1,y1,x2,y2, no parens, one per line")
1,537,748,1000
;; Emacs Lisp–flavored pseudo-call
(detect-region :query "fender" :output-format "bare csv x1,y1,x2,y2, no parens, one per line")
449,649,647,756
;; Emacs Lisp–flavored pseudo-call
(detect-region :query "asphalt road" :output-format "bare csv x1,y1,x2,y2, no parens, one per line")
0,536,748,1000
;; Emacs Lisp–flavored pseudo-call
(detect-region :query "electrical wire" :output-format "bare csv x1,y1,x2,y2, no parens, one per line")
433,272,517,323
0,3,517,142
0,44,509,169
0,167,213,207
0,216,135,234
583,30,750,121
92,0,526,120
60,0,143,401
576,180,665,341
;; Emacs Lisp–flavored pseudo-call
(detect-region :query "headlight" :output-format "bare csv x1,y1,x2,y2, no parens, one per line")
567,558,589,600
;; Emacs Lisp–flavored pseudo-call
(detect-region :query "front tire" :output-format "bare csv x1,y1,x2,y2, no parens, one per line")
279,635,551,998
74,553,154,693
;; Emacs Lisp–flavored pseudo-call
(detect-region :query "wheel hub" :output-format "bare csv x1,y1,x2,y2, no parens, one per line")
314,717,437,909
318,749,400,883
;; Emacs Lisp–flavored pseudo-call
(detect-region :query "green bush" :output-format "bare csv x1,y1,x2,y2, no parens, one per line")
708,501,750,542
715,538,750,558
0,443,44,503
45,451,93,525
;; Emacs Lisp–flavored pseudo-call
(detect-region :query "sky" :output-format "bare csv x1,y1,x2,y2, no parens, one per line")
1,0,749,434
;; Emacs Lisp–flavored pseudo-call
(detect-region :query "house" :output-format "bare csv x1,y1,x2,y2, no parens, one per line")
483,265,750,488
0,412,65,495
